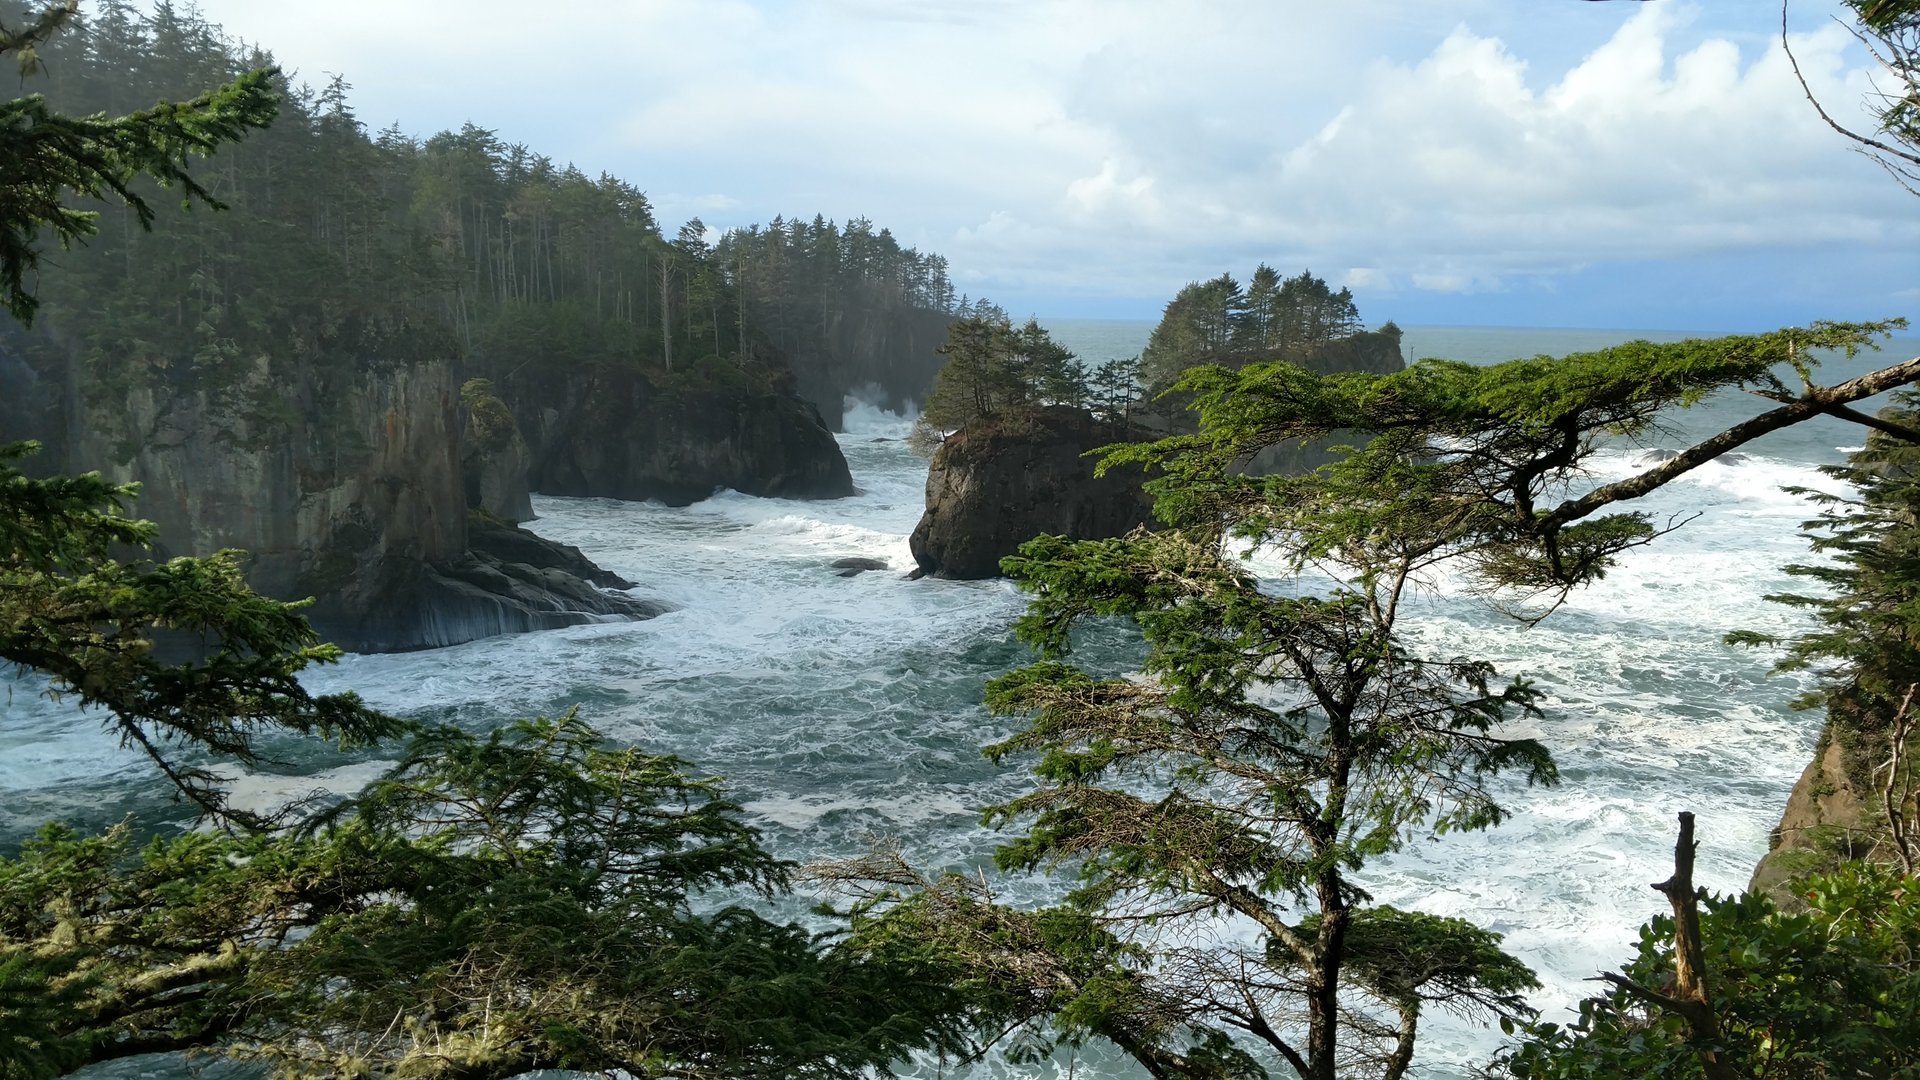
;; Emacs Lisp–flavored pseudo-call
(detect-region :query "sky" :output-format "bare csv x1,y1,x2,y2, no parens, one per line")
177,0,1920,332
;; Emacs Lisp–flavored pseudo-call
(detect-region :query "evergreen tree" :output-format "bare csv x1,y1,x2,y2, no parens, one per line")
1140,267,1369,392
911,312,1086,450
0,1,275,323
1139,273,1245,389
0,11,981,1075
1087,354,1144,422
840,321,1920,1079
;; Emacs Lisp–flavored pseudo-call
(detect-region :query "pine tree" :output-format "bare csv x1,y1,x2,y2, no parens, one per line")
839,320,1920,1079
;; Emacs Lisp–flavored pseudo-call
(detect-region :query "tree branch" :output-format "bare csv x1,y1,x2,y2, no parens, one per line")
1541,354,1920,532
1651,812,1739,1080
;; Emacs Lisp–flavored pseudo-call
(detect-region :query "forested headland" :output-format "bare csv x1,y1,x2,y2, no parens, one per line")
7,1,1920,1079
1,2,960,440
0,0,973,650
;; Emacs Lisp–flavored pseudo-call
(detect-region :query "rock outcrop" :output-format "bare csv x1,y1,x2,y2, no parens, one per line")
909,406,1156,580
514,365,854,506
69,358,662,653
1750,722,1883,906
460,379,535,523
325,517,667,653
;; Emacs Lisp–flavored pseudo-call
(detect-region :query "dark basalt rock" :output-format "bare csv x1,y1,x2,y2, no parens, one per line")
909,406,1157,581
315,518,667,653
59,357,664,654
461,380,536,524
515,366,853,506
830,556,890,577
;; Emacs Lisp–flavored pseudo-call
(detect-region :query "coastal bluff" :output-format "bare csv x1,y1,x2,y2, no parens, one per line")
909,406,1156,580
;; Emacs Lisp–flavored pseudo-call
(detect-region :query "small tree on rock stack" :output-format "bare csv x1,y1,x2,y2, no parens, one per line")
841,320,1920,1079
910,310,1086,452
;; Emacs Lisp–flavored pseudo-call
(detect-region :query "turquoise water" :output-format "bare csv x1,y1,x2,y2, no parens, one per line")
8,323,1919,1077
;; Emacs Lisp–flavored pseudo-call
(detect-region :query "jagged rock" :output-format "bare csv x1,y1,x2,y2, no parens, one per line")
515,365,853,505
65,358,662,653
327,519,667,653
1750,723,1880,908
73,360,471,640
909,406,1156,581
460,378,535,523
831,556,889,577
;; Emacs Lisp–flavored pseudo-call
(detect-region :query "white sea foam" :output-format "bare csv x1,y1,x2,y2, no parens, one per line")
841,393,918,438
2,387,1843,1078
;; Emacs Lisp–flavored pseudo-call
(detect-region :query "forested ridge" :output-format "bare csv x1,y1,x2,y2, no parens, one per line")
4,1,962,442
8,1,1920,1078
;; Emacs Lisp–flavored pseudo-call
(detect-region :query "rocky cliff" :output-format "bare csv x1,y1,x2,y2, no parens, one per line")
67,357,661,653
909,406,1156,580
514,364,854,506
1749,719,1908,906
909,329,1410,582
461,379,536,523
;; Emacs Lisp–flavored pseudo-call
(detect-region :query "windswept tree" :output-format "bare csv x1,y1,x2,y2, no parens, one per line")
0,8,980,1076
837,320,1920,1079
911,309,1086,450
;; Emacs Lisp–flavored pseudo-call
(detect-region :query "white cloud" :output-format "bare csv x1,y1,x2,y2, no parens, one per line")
174,0,1919,322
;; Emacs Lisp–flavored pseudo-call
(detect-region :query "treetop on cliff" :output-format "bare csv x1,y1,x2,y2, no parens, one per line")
912,312,1090,448
1140,265,1369,390
0,1,277,324
838,313,1920,1080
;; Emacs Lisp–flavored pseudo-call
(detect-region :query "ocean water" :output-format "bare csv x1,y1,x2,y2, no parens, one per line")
6,323,1919,1078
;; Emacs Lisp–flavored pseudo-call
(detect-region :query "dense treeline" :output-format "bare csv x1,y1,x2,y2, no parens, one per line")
717,215,959,420
1139,264,1399,389
10,1,958,433
9,2,1920,1078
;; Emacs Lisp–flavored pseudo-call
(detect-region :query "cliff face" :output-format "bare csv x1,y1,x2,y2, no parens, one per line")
69,358,661,653
515,365,853,506
77,360,468,622
910,406,1156,580
1750,722,1890,906
461,379,536,524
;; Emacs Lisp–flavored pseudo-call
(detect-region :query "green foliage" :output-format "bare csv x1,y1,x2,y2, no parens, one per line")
971,524,1553,1076
1109,320,1905,600
0,714,981,1079
1734,394,1920,720
912,310,1087,446
1,440,400,826
1140,266,1364,390
459,377,517,449
1086,354,1144,422
715,213,960,408
1503,863,1920,1079
3,6,961,425
1727,393,1920,873
0,12,981,1078
0,2,277,324
845,316,1920,1078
